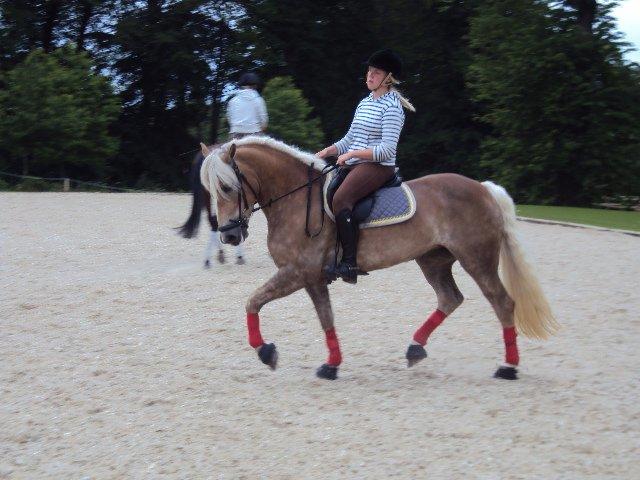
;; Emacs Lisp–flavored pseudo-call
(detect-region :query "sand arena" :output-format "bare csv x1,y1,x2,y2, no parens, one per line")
1,192,638,479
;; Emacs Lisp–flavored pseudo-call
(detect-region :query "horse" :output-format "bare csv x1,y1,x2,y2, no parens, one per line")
199,135,558,380
176,148,245,267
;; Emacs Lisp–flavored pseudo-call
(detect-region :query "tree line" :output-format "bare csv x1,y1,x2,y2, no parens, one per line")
0,0,639,204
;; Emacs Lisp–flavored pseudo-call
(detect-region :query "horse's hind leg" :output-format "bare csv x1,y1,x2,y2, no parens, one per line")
456,245,518,380
305,283,341,380
406,248,464,367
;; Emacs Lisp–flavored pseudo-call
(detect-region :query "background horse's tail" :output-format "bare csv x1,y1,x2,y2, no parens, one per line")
482,181,559,339
176,153,205,238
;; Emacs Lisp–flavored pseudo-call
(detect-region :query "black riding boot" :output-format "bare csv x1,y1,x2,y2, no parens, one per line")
335,208,359,284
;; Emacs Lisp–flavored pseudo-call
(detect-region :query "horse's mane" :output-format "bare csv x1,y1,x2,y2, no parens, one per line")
201,135,327,199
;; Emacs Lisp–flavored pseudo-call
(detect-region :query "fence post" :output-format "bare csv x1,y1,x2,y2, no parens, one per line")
63,178,70,191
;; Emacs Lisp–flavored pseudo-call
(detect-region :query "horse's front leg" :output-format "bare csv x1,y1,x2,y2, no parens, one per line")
246,266,304,369
305,283,342,380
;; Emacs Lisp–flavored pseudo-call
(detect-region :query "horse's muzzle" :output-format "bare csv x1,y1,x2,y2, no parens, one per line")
220,222,248,246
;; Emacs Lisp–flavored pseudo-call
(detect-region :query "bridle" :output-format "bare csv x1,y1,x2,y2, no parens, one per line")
217,151,339,238
217,156,259,235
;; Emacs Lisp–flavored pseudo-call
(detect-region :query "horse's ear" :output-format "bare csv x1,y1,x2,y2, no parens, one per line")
200,142,210,157
229,143,236,159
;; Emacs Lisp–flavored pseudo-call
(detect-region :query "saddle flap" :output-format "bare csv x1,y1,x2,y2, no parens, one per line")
352,196,374,223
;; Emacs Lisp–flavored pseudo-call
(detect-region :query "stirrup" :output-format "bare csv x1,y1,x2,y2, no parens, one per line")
324,262,368,285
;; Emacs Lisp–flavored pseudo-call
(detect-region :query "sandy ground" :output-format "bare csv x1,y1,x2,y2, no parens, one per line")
1,192,639,479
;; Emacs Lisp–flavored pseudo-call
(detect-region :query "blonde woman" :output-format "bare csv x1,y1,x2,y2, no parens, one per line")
316,49,415,283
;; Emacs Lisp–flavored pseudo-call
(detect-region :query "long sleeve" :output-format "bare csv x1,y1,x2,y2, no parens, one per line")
333,123,355,155
372,105,404,163
256,96,268,130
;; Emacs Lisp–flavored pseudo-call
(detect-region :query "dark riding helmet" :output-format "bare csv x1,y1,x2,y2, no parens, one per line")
238,72,261,87
366,49,403,78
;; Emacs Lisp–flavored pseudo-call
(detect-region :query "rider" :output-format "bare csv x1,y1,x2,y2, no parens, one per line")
226,72,269,140
316,49,415,283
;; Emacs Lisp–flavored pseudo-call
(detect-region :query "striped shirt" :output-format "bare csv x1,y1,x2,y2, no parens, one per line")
333,90,405,167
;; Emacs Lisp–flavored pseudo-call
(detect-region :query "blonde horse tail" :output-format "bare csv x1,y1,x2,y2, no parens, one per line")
482,181,559,340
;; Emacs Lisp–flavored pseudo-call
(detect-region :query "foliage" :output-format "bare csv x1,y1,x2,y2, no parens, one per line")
240,0,485,179
0,46,120,178
468,0,640,204
0,1,638,203
262,76,323,151
13,178,60,191
98,1,249,189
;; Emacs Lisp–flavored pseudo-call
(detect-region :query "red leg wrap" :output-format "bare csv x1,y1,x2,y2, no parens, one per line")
325,328,342,366
247,312,264,348
503,326,519,366
413,310,447,346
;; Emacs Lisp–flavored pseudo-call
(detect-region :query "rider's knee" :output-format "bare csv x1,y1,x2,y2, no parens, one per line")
332,193,353,214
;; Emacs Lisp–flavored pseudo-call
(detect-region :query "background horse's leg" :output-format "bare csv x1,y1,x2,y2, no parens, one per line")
204,229,222,267
456,244,518,380
407,248,464,367
305,284,341,380
202,188,224,267
245,266,305,370
235,244,245,265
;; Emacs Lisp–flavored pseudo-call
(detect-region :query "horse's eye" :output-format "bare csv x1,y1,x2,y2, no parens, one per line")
220,184,232,194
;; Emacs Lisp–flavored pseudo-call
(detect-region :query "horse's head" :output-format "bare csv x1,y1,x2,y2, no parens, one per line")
200,142,259,246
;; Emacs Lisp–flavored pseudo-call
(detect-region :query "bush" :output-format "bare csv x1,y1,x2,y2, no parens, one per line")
14,178,60,191
262,76,324,151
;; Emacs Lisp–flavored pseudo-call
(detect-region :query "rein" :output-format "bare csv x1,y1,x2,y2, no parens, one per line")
218,153,339,238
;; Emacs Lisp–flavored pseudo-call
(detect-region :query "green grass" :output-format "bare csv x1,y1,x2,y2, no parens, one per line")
516,205,640,232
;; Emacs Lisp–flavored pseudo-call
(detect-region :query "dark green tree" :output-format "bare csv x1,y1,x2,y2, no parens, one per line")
239,0,484,179
262,76,324,151
93,1,251,189
468,0,640,204
0,46,120,177
0,1,116,70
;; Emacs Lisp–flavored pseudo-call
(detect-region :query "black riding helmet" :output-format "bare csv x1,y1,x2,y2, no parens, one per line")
366,49,402,78
238,72,261,87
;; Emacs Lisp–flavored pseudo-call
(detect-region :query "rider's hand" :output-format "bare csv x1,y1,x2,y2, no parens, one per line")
336,153,351,165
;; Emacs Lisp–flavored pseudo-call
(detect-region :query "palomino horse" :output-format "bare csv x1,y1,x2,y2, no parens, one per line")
200,136,558,380
177,149,245,266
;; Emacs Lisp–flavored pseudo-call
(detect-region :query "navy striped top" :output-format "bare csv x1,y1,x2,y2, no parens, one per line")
334,90,405,167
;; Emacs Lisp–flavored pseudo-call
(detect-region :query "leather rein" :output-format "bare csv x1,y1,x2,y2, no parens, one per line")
218,153,339,238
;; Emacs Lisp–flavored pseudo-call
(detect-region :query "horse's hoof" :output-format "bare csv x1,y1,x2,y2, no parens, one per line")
217,250,226,264
316,364,338,380
494,366,518,380
406,344,428,367
204,259,211,269
257,343,278,370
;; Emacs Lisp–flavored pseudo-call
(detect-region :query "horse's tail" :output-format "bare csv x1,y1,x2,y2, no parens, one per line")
176,153,206,238
482,181,559,340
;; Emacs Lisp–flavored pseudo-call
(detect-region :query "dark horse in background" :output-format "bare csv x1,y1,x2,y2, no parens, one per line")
176,148,245,267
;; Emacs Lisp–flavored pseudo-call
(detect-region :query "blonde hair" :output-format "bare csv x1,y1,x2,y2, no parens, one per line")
386,74,416,112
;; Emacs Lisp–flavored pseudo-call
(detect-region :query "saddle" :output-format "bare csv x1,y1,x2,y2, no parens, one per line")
323,167,416,228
